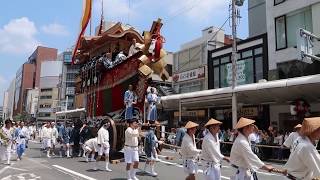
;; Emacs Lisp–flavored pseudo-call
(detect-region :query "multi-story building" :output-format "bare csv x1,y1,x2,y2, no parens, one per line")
0,106,3,122
27,46,58,88
25,88,39,119
248,0,267,37
12,46,57,117
58,50,80,110
2,92,8,121
5,79,15,120
13,63,35,116
161,0,320,130
266,0,320,79
37,61,62,121
172,26,231,94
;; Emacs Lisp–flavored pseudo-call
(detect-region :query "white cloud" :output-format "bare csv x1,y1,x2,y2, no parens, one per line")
0,17,41,54
41,23,69,36
93,0,228,24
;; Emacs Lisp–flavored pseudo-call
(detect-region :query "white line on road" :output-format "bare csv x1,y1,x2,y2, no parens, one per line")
140,156,230,180
52,165,97,180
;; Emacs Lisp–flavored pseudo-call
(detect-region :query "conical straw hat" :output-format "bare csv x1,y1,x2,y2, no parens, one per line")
235,117,255,129
205,118,222,127
294,124,302,129
185,121,199,129
300,117,320,136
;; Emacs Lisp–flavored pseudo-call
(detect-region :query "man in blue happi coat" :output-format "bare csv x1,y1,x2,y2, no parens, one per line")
124,85,137,120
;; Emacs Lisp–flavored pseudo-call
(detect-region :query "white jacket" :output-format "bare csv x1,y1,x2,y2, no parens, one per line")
125,127,139,147
85,137,98,151
230,133,265,171
180,133,201,160
285,137,320,179
283,132,300,151
41,126,52,139
201,132,224,164
97,127,109,147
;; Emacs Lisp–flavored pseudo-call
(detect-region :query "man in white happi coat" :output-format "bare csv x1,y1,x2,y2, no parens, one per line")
283,124,301,152
95,120,112,172
284,117,320,179
40,122,53,158
83,137,98,162
128,38,142,57
230,117,274,180
202,119,230,180
180,121,201,180
1,120,14,165
51,122,59,156
124,119,141,180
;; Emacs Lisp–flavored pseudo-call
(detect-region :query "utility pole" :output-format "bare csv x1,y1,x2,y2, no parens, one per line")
231,0,238,128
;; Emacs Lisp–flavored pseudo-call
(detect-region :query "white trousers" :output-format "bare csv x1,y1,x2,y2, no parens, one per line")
204,164,221,180
231,168,253,180
183,159,198,175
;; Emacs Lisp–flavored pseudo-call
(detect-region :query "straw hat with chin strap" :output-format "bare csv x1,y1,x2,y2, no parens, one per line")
185,121,199,129
300,117,320,136
205,118,222,127
235,117,256,129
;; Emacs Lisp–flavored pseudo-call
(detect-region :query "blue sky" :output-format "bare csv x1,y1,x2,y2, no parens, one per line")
0,0,248,103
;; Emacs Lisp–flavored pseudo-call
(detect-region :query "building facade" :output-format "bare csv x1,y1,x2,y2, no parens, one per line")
27,46,58,88
266,0,320,79
58,50,79,110
25,88,39,119
173,26,230,94
248,0,267,37
13,63,35,116
207,34,269,129
37,61,63,121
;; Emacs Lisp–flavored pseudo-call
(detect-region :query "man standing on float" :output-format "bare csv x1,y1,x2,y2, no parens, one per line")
124,85,137,120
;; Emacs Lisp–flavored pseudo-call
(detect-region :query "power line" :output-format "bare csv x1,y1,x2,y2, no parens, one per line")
175,17,231,72
164,0,202,24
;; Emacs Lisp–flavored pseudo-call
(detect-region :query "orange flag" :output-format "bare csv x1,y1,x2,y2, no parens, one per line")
72,0,92,64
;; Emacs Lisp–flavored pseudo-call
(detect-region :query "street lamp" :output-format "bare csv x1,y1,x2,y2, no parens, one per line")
231,0,244,128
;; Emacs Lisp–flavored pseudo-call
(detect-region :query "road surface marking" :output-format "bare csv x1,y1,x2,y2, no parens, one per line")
0,166,28,175
52,165,97,180
140,156,230,180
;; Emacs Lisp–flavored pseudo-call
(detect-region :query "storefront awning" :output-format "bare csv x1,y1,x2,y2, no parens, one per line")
160,74,320,110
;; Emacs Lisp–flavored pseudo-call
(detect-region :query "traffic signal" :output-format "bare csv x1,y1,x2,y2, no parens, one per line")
235,0,245,6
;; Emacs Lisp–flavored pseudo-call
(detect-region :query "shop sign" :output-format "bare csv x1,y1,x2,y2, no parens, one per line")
217,107,258,119
173,67,205,82
223,59,253,86
174,110,206,117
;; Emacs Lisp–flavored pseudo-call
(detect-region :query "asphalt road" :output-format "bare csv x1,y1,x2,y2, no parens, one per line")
0,141,287,180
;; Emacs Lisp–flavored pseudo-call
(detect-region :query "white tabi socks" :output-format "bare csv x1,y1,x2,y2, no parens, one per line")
150,164,157,176
105,162,112,172
127,170,132,180
130,168,139,180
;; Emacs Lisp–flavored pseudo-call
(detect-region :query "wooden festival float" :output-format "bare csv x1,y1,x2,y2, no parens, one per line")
72,2,169,152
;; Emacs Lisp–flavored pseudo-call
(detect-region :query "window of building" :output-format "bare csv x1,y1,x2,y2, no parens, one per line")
39,104,51,108
41,88,52,92
38,113,51,117
286,7,312,47
274,0,285,6
179,81,202,93
64,53,72,62
275,16,287,50
210,46,264,89
275,7,312,50
40,96,52,100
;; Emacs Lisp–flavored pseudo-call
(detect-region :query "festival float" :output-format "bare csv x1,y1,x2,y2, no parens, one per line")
72,0,169,151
